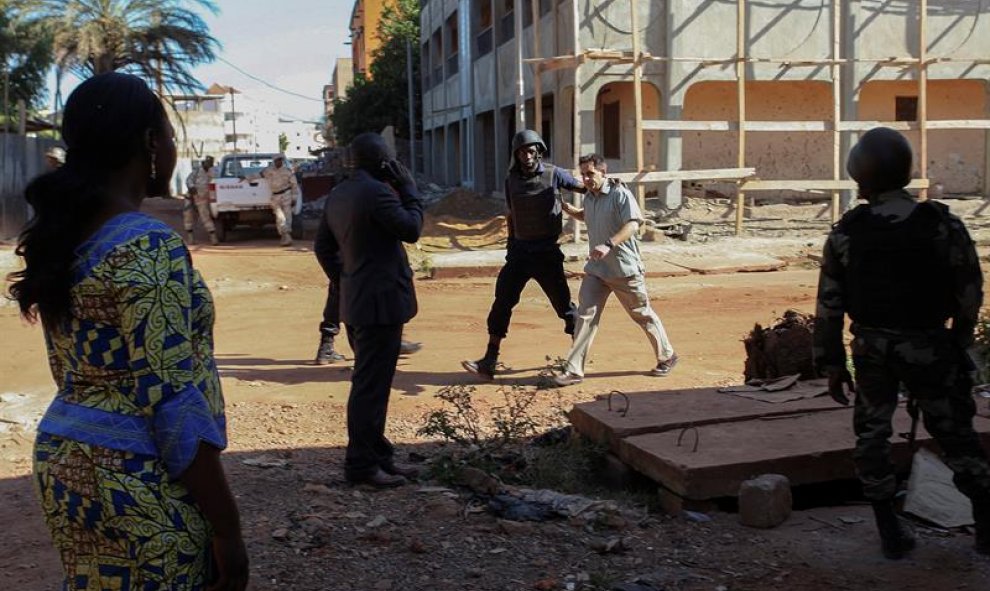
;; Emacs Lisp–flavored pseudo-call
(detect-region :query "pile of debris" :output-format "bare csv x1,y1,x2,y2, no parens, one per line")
418,189,509,251
743,310,820,381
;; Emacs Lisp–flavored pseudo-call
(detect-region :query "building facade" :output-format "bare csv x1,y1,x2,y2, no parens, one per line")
350,0,387,77
420,0,990,207
279,117,325,161
206,83,282,156
324,57,356,147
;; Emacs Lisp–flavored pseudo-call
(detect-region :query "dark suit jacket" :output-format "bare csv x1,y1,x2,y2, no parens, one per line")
314,168,423,326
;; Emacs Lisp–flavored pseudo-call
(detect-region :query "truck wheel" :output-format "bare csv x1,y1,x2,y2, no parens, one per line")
291,216,304,240
214,215,232,242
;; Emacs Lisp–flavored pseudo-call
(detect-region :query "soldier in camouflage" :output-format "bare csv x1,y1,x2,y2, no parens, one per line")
813,127,990,559
183,156,219,245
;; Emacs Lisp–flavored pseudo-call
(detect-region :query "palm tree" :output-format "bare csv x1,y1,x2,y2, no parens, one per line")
29,0,219,94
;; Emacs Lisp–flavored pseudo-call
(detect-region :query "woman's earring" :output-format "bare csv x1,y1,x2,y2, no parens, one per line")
150,153,157,181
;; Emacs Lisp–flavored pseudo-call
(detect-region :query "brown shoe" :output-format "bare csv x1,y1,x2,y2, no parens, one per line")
382,461,421,480
348,467,407,489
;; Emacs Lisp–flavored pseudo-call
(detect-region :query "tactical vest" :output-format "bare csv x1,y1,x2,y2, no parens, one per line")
506,165,561,241
841,201,954,330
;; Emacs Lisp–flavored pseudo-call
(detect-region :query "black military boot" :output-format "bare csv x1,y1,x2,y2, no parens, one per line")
314,334,344,365
974,500,990,556
871,500,916,559
462,356,497,381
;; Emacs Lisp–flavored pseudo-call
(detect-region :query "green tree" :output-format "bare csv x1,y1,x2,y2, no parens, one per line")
0,1,53,111
331,0,420,145
29,0,219,94
278,131,288,154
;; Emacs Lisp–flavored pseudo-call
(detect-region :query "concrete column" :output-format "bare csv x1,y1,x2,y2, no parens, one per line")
492,1,504,196
660,4,683,210
659,64,686,210
459,0,475,189
577,88,596,158
841,0,861,211
984,81,990,199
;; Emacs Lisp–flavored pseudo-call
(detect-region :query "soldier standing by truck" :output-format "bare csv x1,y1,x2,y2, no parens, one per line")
184,156,219,245
261,154,300,246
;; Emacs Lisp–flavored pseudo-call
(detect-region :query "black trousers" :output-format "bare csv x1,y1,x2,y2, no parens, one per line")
486,246,575,339
343,323,403,479
319,279,341,337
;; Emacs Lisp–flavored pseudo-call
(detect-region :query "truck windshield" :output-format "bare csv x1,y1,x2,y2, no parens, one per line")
222,157,275,177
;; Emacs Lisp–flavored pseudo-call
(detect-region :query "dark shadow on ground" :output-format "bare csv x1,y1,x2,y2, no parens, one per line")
5,437,990,591
215,354,649,397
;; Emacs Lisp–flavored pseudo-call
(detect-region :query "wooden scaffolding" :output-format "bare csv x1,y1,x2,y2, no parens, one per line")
515,0,990,235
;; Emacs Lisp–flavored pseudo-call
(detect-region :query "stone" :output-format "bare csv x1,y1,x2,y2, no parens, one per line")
497,519,535,536
459,466,501,495
423,497,462,519
738,474,792,528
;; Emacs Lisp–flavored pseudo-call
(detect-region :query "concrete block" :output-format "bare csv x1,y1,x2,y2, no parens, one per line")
601,453,636,490
739,474,792,529
656,485,717,515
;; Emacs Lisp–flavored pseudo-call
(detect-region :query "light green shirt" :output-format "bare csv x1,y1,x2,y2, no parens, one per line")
583,180,646,279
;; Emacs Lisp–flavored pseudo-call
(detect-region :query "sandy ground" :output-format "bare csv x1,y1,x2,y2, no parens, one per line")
2,207,990,589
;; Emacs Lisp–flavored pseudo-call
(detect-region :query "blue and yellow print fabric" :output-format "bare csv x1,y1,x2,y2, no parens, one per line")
33,212,226,590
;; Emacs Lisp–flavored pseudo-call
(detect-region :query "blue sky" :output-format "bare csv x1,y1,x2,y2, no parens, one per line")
47,0,354,122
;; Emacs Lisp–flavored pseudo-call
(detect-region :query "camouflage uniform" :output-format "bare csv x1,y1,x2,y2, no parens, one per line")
814,189,990,504
184,165,216,234
261,162,299,241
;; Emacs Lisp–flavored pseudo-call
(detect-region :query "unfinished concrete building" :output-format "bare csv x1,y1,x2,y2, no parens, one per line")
419,0,990,229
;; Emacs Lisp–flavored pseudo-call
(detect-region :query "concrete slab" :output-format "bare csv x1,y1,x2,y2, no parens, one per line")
568,387,844,449
643,261,693,278
616,411,990,500
664,253,786,274
430,265,500,279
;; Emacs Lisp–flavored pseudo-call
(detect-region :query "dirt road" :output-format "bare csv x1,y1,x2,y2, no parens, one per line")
1,240,987,590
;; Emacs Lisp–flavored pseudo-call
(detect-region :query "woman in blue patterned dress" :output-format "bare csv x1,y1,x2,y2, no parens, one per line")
7,73,248,590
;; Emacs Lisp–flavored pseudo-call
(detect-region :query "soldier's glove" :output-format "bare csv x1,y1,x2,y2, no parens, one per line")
827,368,855,406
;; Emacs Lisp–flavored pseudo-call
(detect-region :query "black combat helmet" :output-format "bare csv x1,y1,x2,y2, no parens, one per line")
511,129,547,156
846,127,913,196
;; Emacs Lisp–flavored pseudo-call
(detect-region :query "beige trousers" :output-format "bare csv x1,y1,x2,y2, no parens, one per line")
183,197,215,233
563,273,674,377
270,193,294,238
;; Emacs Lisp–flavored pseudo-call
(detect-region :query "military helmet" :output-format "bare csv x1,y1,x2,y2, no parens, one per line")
45,146,66,164
847,127,912,194
511,129,547,155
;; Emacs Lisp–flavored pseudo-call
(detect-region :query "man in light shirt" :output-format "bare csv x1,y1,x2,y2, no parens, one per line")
551,153,677,386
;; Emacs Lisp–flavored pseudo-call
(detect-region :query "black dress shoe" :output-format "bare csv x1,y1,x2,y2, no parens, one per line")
347,467,407,489
382,461,421,480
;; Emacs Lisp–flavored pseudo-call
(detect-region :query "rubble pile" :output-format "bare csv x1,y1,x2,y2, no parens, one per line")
419,189,509,252
743,310,820,381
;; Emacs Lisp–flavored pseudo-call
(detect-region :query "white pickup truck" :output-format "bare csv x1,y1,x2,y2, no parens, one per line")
209,153,303,242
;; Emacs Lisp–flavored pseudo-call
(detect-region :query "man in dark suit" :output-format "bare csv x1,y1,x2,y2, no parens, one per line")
314,132,423,488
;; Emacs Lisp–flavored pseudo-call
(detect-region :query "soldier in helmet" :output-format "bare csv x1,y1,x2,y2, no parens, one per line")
813,127,990,559
45,146,66,170
462,129,585,380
